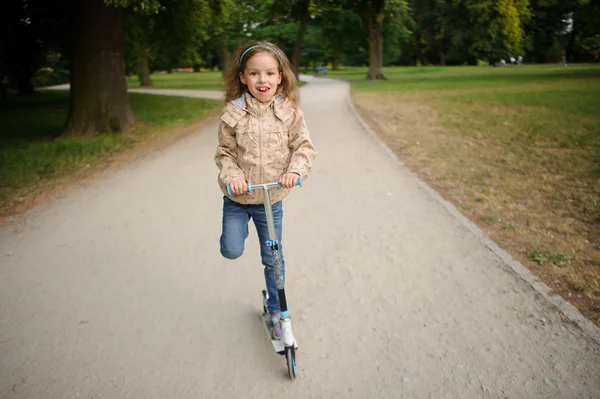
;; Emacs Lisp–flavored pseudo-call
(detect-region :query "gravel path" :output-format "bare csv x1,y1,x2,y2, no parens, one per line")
2,77,599,398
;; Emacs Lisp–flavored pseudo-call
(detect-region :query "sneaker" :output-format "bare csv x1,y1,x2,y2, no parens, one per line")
271,313,282,340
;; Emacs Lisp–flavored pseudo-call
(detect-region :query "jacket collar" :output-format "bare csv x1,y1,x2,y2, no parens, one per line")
220,92,294,127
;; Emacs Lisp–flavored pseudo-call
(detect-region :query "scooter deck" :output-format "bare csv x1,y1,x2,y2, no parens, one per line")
260,312,298,355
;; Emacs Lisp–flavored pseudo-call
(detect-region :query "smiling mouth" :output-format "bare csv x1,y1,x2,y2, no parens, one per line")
257,87,270,93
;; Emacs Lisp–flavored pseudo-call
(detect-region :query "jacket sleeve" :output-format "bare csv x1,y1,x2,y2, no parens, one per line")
215,120,246,185
286,108,317,179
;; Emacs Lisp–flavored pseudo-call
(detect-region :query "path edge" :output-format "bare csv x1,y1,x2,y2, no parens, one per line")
345,90,600,346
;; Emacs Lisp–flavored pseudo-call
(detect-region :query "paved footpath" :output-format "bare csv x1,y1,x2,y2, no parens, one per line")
2,78,600,398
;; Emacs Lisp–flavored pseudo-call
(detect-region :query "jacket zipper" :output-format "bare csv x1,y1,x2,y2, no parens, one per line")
258,114,264,184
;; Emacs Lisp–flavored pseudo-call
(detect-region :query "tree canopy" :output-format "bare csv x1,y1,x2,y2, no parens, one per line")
2,0,599,135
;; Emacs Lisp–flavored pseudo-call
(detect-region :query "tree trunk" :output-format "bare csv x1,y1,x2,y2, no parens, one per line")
62,0,135,136
4,0,36,95
292,0,311,79
332,57,339,70
439,29,446,66
138,16,153,87
16,68,35,95
365,0,386,80
219,33,230,77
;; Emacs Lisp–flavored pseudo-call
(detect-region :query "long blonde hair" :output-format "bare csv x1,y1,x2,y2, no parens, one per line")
224,41,298,107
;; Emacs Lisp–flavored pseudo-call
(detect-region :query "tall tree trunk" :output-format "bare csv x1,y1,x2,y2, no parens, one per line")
219,33,230,77
4,0,36,95
138,16,153,87
15,68,35,95
332,56,339,70
62,0,134,136
365,0,386,80
439,28,446,66
292,0,311,79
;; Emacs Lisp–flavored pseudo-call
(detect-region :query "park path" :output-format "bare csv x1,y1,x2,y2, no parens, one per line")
2,77,600,398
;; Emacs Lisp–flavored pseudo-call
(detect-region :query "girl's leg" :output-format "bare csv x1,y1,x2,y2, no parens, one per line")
249,201,285,314
220,196,250,259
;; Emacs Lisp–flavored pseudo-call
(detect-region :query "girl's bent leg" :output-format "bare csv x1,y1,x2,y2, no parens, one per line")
220,197,250,259
250,201,285,314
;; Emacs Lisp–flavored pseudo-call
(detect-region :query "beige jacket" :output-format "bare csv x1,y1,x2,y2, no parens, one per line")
215,93,317,205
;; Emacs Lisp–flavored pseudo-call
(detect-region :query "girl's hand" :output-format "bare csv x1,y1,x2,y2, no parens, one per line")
229,179,248,195
279,173,299,189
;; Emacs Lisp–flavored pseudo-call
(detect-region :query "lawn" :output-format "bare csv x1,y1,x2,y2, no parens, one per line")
332,64,600,324
127,70,224,90
0,88,222,219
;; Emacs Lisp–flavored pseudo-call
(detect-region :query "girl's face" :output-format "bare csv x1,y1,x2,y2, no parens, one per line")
239,51,282,103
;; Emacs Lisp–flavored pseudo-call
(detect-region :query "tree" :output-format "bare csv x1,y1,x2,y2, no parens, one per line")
62,0,138,136
443,0,530,64
292,0,311,78
408,0,452,65
1,0,70,95
1,0,40,95
363,0,387,79
524,0,582,63
124,0,210,85
123,11,154,85
313,1,368,69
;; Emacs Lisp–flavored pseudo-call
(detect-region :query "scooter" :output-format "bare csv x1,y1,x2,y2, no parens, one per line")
227,178,301,379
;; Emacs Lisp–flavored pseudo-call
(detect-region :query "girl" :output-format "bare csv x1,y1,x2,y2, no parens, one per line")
214,41,317,339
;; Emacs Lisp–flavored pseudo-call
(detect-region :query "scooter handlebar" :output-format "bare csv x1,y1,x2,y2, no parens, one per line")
227,176,302,196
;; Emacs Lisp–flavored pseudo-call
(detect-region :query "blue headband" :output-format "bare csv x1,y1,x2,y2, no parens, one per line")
239,45,283,70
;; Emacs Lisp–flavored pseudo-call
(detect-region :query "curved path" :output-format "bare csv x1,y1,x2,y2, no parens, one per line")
2,78,599,398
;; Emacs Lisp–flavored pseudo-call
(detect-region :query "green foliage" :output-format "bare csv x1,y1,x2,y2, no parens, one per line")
105,0,163,13
123,0,210,75
582,35,600,54
406,0,531,65
530,251,574,266
31,52,70,88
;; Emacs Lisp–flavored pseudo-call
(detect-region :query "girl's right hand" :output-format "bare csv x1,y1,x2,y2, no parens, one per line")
229,180,248,195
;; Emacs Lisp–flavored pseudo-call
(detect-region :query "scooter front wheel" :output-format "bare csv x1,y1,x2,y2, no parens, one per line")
285,346,297,379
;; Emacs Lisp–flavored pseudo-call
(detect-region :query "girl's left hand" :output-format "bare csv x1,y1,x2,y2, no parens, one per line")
279,173,299,188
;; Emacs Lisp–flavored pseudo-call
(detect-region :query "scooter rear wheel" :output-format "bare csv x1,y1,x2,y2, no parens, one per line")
261,290,268,314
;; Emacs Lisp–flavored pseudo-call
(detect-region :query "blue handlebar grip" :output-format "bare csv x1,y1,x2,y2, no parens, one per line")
247,183,253,193
276,176,303,189
227,184,233,196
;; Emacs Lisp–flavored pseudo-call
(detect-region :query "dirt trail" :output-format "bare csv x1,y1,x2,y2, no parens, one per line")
2,78,599,398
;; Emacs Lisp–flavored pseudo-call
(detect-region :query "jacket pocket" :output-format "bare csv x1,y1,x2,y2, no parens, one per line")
263,130,289,161
236,130,259,156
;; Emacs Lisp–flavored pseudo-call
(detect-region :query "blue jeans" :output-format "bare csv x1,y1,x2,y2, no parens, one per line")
220,196,285,314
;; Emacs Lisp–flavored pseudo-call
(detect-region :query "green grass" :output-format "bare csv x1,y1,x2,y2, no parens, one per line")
330,64,600,91
335,64,600,323
127,71,224,90
0,89,221,212
125,70,307,90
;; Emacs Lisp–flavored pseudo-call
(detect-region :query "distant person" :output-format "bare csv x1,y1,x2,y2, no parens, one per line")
323,64,328,76
594,51,599,63
517,55,523,65
215,40,317,340
562,55,568,66
510,56,516,65
315,65,323,77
